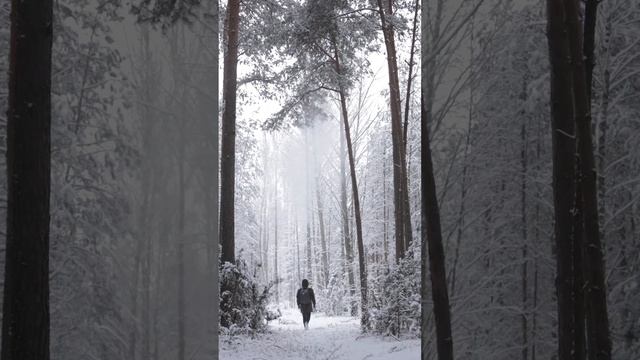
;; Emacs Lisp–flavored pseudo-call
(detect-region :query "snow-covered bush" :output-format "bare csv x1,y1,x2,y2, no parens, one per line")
370,252,420,337
321,272,353,316
219,258,276,335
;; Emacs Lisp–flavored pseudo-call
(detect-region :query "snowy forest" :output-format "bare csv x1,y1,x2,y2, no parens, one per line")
0,0,639,359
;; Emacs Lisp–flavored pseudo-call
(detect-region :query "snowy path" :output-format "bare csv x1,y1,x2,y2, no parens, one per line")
220,308,420,360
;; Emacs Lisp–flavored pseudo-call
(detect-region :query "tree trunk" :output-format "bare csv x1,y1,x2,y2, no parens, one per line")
340,119,357,316
306,207,312,283
376,0,412,259
421,88,454,360
274,161,279,304
339,90,368,329
583,0,599,104
546,0,578,357
2,1,52,358
259,135,268,282
332,37,369,328
403,0,420,149
311,210,318,286
564,0,612,357
421,1,453,358
263,141,270,284
585,9,611,360
219,0,241,264
574,173,586,360
317,184,329,289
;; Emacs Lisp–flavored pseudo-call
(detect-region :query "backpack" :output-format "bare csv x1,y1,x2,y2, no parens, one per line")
299,288,312,305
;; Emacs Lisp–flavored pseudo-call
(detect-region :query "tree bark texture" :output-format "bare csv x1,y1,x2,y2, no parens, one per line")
564,0,612,357
219,0,241,264
1,0,52,359
421,90,454,360
377,0,413,259
546,0,578,357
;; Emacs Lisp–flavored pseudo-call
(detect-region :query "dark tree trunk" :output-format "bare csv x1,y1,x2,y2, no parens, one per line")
421,88,453,360
403,0,420,148
332,38,369,329
564,0,612,357
546,0,578,358
1,0,52,359
339,90,369,329
574,177,586,360
377,0,412,259
340,122,357,316
583,0,599,104
219,0,241,264
583,4,610,358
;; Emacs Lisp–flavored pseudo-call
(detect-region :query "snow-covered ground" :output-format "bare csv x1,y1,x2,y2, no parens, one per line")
220,308,420,359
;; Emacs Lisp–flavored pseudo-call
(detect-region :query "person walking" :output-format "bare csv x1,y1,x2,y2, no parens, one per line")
296,279,316,329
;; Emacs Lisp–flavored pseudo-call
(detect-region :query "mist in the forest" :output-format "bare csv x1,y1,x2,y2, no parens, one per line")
117,12,219,360
1,3,219,359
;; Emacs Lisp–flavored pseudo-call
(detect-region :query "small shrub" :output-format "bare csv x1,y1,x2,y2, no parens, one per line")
219,258,276,335
370,252,420,337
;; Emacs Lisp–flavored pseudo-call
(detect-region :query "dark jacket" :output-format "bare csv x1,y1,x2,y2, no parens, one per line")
296,287,316,313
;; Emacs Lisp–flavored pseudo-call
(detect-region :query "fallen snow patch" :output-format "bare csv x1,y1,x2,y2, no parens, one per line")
220,308,420,360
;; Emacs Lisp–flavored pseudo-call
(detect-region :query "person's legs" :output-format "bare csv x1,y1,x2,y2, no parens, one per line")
303,311,311,328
